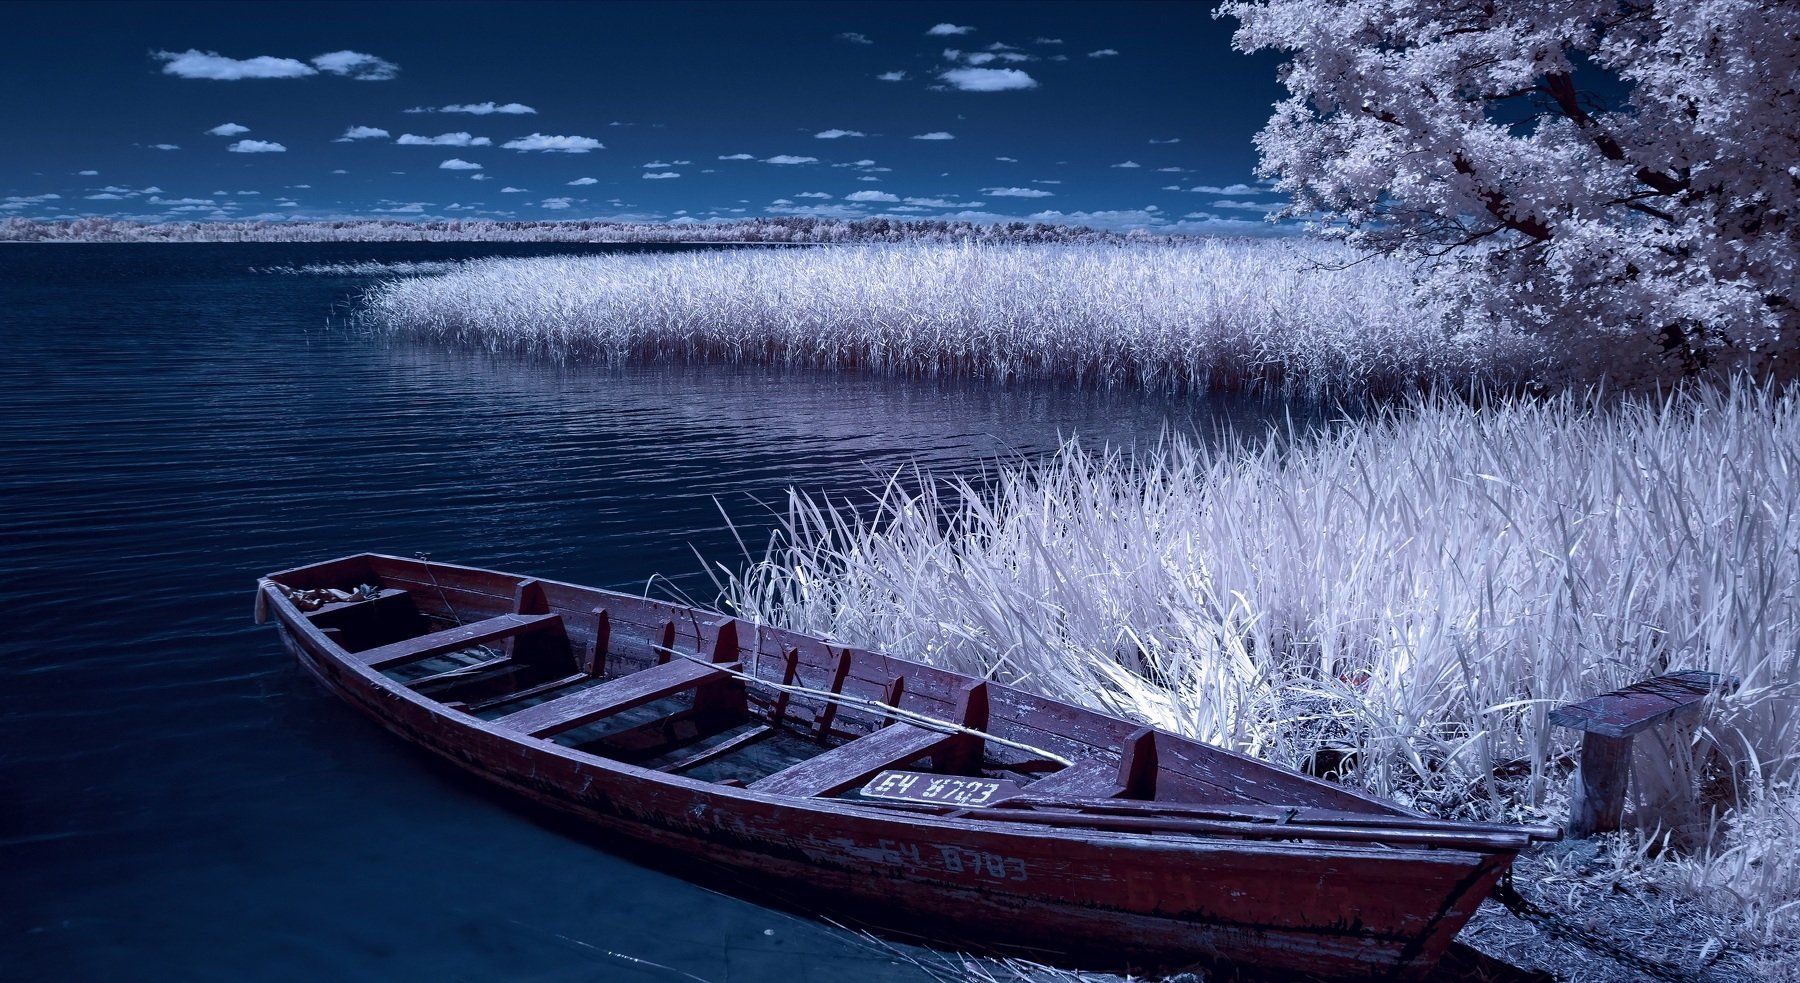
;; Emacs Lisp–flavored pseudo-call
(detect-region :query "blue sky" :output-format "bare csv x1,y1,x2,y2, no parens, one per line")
1,1,1292,232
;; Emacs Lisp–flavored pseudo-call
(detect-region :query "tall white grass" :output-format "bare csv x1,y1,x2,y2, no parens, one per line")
362,241,1544,398
718,383,1800,931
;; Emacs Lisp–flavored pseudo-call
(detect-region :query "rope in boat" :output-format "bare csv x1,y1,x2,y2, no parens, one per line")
415,552,463,627
656,645,1075,768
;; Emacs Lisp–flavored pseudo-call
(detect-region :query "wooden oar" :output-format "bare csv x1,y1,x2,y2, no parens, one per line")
848,798,1539,851
998,796,1561,842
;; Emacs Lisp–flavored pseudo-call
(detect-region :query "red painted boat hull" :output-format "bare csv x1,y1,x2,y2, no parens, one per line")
263,554,1516,980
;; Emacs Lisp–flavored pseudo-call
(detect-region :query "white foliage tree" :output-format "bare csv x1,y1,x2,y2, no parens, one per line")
1224,0,1799,382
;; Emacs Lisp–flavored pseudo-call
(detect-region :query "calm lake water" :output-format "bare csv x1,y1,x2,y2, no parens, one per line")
0,242,1298,981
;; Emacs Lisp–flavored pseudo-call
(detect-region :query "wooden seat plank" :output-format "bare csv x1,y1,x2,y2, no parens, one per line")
352,613,562,672
749,723,955,798
1017,759,1123,801
1548,670,1737,738
491,659,730,738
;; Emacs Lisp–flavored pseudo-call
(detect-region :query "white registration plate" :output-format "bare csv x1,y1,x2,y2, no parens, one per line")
861,770,1021,807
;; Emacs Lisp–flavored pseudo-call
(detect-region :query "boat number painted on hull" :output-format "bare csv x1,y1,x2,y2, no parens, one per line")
876,838,1028,882
863,770,1021,807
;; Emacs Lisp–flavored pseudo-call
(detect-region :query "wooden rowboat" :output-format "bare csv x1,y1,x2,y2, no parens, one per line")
257,553,1556,980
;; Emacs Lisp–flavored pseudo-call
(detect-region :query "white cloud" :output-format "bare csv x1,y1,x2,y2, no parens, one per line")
718,153,755,160
78,169,98,176
397,132,492,147
310,50,400,81
763,155,818,164
1112,161,1141,168
1211,199,1276,212
938,67,1036,92
374,202,428,213
208,122,250,136
1156,166,1186,173
1088,49,1120,58
837,32,872,44
765,202,868,218
330,168,347,174
227,139,286,153
1033,37,1063,44
539,197,573,209
857,176,880,181
152,144,180,150
995,156,1017,162
1149,137,1181,144
911,131,955,140
794,192,833,199
155,49,315,80
904,196,983,207
642,171,680,179
438,158,483,170
845,190,898,202
1189,183,1258,195
501,133,603,153
469,173,492,181
814,129,865,139
335,125,390,141
1,193,62,210
147,196,213,205
1033,179,1062,184
235,190,260,195
500,186,528,193
86,192,122,200
876,71,907,81
567,177,598,185
428,101,536,115
927,23,974,35
983,186,1053,197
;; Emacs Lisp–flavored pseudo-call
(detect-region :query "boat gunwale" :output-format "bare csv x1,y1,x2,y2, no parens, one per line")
260,552,1519,861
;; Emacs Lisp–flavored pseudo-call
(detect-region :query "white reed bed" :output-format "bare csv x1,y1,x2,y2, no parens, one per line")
361,240,1543,398
718,383,1800,945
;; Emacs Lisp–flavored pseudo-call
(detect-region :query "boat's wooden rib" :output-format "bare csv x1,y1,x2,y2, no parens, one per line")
258,552,1555,981
491,658,734,738
352,612,562,671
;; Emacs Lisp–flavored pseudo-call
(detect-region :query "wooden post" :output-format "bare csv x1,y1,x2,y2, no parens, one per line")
1568,733,1633,837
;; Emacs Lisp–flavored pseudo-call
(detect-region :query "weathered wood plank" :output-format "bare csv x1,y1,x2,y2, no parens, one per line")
749,724,954,798
663,725,775,774
1548,670,1737,738
351,613,563,671
491,659,731,738
1018,759,1123,800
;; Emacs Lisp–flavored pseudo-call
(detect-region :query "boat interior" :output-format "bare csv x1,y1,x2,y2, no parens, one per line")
263,553,1556,849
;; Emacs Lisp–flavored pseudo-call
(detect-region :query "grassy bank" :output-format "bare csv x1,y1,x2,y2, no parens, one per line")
717,383,1800,963
361,240,1543,398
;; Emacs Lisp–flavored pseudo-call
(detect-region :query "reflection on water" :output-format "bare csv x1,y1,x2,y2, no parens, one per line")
0,242,1304,981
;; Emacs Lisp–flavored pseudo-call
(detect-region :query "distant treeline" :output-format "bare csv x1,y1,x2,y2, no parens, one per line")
0,216,1145,244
